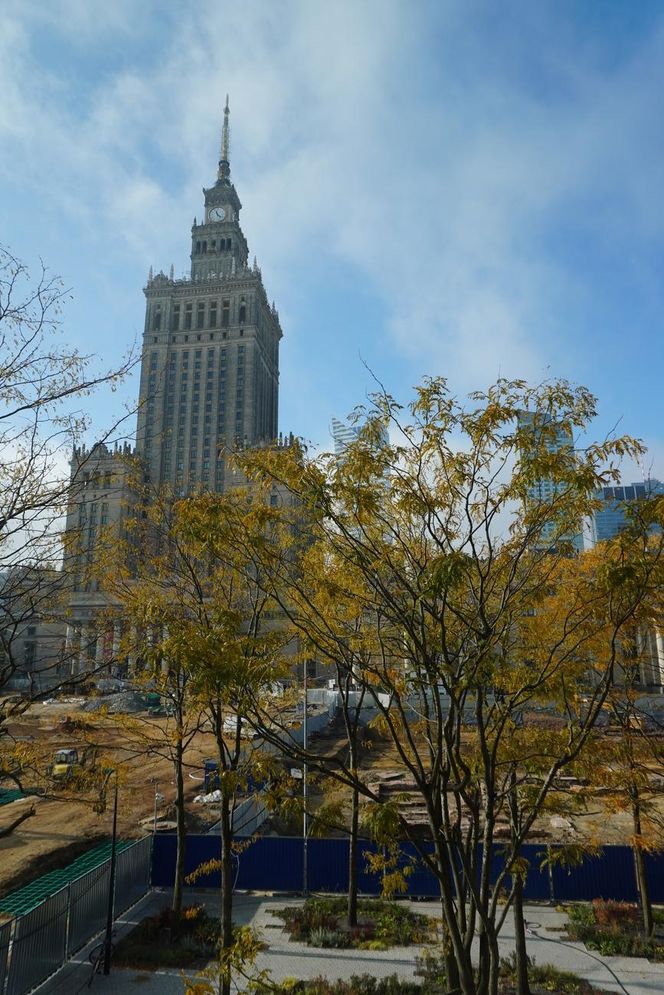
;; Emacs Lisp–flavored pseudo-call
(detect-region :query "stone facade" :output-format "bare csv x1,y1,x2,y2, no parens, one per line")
136,109,281,496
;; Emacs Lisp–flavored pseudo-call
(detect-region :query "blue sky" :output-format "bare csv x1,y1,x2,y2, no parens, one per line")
1,0,662,477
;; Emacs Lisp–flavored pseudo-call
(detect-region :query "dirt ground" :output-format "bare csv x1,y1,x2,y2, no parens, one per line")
0,698,221,896
2,701,663,898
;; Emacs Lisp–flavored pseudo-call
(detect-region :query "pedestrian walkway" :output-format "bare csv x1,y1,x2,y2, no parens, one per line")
35,891,664,995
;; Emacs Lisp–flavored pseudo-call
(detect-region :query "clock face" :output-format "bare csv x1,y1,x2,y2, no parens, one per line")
208,206,226,222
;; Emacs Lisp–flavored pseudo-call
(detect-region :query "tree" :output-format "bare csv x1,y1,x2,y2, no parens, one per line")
0,246,135,813
234,377,664,995
104,483,291,986
585,670,664,936
98,487,204,926
177,488,294,995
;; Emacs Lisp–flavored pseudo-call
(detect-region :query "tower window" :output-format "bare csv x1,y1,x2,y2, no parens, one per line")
196,303,205,329
152,306,162,331
239,298,246,323
184,303,193,330
209,302,217,327
221,299,230,327
202,241,207,253
196,241,201,253
171,304,180,331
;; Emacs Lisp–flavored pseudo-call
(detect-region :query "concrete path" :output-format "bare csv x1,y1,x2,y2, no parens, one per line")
34,891,664,995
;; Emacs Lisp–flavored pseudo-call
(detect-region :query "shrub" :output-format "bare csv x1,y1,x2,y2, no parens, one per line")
308,928,350,949
274,897,435,950
567,904,595,929
592,899,639,928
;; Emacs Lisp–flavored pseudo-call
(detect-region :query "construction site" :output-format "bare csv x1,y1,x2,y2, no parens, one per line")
2,687,664,900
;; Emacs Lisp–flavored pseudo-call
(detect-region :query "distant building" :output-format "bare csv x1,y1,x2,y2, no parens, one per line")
43,101,299,685
137,97,281,496
0,567,68,692
330,417,360,455
330,416,389,456
517,411,583,552
591,479,664,544
60,441,139,678
590,477,664,692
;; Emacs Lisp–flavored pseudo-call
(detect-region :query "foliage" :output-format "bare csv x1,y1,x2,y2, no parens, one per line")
114,905,218,968
273,897,436,949
0,246,136,831
230,375,664,995
265,976,426,995
184,924,270,995
566,902,664,960
262,961,610,994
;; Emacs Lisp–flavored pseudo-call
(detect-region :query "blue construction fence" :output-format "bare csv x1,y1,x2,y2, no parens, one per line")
152,834,664,904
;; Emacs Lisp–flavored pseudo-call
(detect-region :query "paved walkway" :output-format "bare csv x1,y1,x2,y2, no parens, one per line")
35,890,664,995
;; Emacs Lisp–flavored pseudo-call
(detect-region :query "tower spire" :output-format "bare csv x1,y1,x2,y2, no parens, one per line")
218,95,231,180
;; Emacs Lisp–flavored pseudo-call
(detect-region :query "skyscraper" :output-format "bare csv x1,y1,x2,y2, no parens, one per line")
50,100,286,682
136,98,282,495
330,417,361,455
591,479,664,544
517,411,584,552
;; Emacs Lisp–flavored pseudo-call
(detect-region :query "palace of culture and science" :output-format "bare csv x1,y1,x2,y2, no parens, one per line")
137,98,281,492
29,101,291,682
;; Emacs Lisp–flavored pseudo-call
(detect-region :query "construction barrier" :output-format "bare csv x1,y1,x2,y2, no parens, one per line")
0,837,151,995
151,833,664,904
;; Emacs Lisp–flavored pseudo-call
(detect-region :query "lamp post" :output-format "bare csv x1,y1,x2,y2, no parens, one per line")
152,782,164,834
302,666,308,895
103,769,118,976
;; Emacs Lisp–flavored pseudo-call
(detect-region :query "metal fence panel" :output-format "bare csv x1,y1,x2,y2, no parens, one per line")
151,834,664,904
236,837,304,891
644,851,664,903
6,887,68,995
234,796,269,837
0,919,12,994
67,864,110,956
552,846,637,902
114,837,151,916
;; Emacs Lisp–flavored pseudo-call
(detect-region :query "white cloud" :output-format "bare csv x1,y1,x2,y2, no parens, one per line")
0,0,662,470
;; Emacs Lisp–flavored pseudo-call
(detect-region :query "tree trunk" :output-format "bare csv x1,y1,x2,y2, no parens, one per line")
431,835,474,995
439,910,461,995
512,873,531,995
348,782,359,928
487,926,501,995
476,927,490,995
220,795,234,995
172,741,186,929
632,798,653,938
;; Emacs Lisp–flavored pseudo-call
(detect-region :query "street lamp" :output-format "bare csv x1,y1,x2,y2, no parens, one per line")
102,768,118,976
303,667,308,895
151,779,164,833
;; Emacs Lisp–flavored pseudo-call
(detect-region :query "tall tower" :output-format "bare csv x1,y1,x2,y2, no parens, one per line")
136,98,282,493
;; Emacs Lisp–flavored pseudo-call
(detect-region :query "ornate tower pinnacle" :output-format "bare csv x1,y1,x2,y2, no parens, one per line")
218,95,231,180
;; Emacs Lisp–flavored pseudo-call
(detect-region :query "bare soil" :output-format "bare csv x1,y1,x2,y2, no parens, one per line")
0,697,219,897
2,700,663,899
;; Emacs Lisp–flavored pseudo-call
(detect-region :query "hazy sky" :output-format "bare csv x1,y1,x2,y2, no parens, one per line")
1,0,662,476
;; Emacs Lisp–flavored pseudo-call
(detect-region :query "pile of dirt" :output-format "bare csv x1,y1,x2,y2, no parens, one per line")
81,692,149,714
